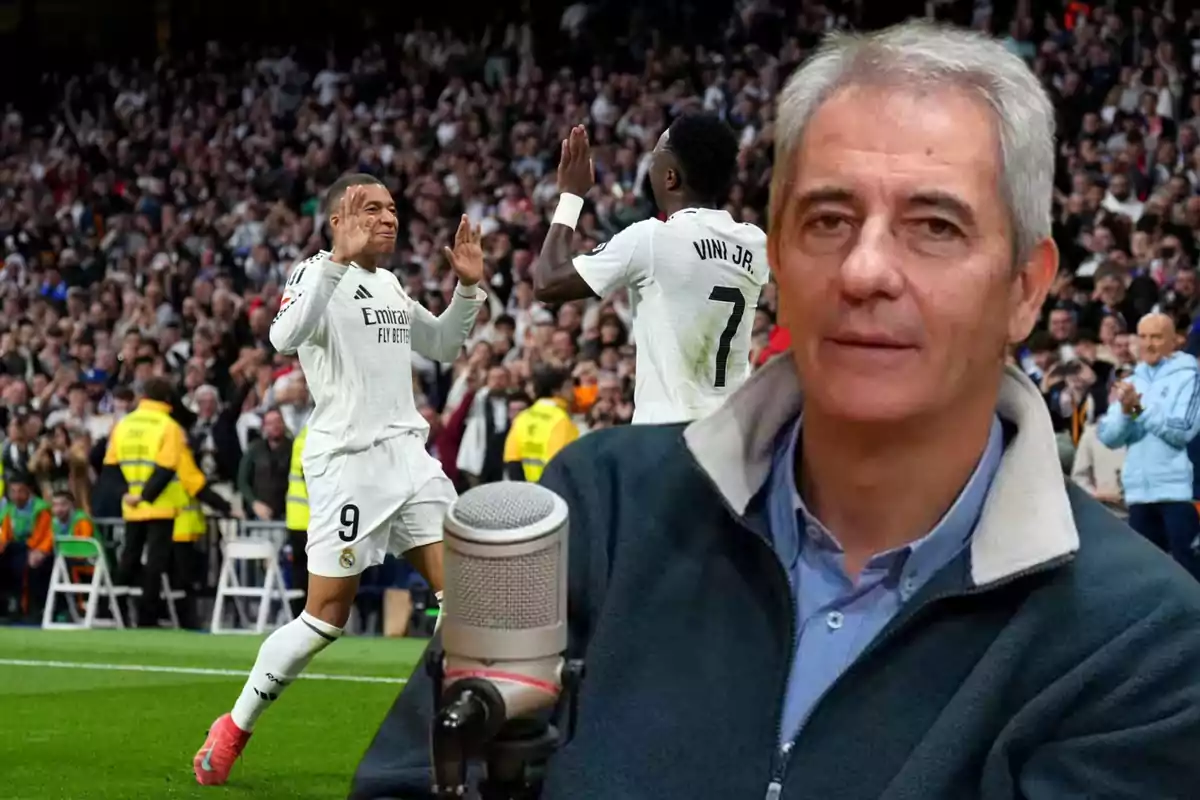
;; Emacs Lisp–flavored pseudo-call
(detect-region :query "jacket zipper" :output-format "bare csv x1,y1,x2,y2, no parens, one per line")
763,740,792,800
752,527,798,800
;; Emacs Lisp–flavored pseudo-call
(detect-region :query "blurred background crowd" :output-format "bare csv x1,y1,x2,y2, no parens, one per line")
2,0,1200,624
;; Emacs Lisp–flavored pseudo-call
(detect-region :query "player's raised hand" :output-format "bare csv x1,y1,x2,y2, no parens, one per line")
557,125,595,197
330,185,373,265
443,215,484,287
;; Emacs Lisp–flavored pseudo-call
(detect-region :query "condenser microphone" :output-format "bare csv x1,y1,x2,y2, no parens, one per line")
430,482,570,798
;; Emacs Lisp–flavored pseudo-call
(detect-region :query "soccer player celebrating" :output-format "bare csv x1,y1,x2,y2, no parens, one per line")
534,113,769,424
193,174,485,786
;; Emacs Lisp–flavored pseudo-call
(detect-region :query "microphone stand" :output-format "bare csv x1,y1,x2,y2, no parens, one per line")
427,650,586,800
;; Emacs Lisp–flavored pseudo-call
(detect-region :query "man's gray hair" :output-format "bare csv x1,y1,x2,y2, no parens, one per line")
195,384,220,403
771,20,1056,262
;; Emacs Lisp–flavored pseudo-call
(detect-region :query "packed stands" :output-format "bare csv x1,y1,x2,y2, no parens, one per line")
0,0,1198,624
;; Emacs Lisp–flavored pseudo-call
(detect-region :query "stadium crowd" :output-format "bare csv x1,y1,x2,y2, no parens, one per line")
2,0,1200,621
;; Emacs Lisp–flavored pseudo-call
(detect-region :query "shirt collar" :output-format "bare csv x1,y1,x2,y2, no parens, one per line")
769,414,1005,586
666,207,726,222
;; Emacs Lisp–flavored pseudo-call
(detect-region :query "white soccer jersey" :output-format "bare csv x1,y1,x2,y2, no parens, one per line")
270,251,484,463
574,209,769,424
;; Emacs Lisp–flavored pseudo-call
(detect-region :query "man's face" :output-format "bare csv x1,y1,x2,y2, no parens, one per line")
51,496,72,519
9,483,30,506
1109,175,1129,201
1099,315,1122,344
1096,276,1124,306
1131,231,1151,259
770,86,1054,423
249,308,270,337
753,309,772,335
8,381,26,406
1091,227,1114,254
486,367,510,393
1176,270,1197,298
330,183,398,256
1137,316,1172,366
551,330,575,360
1049,310,1075,342
262,411,285,441
557,304,581,332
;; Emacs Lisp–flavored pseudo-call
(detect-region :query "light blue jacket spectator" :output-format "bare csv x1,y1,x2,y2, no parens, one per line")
1098,352,1200,504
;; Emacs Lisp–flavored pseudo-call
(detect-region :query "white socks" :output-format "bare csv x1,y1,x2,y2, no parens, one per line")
230,611,342,732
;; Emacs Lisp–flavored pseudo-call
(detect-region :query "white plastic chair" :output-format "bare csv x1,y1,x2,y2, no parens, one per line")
41,536,126,630
210,520,304,634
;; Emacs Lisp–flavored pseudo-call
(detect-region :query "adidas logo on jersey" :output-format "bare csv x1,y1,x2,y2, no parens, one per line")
353,286,373,300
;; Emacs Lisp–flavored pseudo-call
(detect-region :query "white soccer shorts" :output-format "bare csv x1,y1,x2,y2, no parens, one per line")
304,433,456,578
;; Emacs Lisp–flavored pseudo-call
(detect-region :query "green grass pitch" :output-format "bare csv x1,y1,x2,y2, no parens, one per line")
0,627,427,799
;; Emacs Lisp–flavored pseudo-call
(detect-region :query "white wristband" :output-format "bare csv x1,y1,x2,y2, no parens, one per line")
552,193,584,230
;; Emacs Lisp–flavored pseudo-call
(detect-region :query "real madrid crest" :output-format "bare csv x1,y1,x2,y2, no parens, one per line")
339,548,356,569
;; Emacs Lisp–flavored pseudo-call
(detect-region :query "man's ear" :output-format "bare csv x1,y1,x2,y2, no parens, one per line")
1008,237,1058,344
665,168,680,192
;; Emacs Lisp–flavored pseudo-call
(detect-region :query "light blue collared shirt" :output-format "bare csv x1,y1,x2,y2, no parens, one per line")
766,415,1004,745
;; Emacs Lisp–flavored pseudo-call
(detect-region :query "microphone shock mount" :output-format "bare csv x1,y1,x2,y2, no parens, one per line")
428,649,586,800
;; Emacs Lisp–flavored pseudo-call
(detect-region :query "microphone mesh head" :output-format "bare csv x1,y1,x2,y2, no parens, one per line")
451,548,560,630
450,482,558,531
446,483,564,634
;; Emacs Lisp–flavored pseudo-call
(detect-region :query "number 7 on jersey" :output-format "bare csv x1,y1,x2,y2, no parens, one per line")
708,286,746,388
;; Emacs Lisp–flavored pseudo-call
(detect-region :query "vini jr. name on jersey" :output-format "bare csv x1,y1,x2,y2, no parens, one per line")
361,306,411,344
693,238,755,272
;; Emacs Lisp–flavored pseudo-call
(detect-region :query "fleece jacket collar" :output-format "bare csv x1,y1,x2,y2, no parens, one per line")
683,354,1080,588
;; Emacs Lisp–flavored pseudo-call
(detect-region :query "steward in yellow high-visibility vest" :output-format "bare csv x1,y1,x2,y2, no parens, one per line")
286,427,309,532
100,378,231,627
503,368,579,483
171,495,209,630
174,497,208,542
105,401,195,521
284,426,309,618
